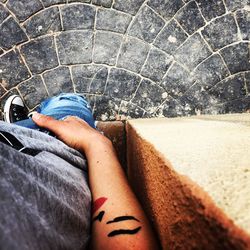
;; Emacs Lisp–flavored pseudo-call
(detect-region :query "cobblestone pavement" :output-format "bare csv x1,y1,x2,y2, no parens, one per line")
0,0,249,121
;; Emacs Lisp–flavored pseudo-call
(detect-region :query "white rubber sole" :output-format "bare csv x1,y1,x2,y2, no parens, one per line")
3,95,20,123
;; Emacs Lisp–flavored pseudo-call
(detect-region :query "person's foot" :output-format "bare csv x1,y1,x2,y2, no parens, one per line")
3,95,28,123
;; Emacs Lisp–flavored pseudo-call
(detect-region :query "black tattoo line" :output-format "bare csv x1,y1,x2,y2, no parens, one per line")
106,216,140,224
108,226,142,237
93,211,105,222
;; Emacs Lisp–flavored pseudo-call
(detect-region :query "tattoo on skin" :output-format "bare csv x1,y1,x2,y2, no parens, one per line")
108,226,142,237
93,211,105,222
92,197,107,215
107,216,140,224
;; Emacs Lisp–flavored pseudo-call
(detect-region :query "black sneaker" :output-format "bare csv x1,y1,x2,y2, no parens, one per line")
3,95,28,123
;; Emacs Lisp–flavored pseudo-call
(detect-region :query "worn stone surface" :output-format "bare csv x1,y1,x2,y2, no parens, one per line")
194,54,230,89
41,0,66,7
72,64,108,94
0,17,28,50
128,5,165,43
154,19,188,55
119,101,145,118
176,1,205,35
132,79,166,113
202,14,240,51
92,0,112,8
221,43,250,74
113,0,144,15
18,75,48,109
7,0,43,22
105,68,141,100
24,7,61,39
209,74,247,103
196,0,226,22
117,37,150,73
94,95,120,121
0,4,9,23
56,31,93,65
93,31,123,66
21,36,58,74
43,66,74,96
236,10,250,41
155,98,185,117
0,50,30,89
141,47,172,82
0,0,249,120
224,0,250,12
96,8,132,34
246,72,250,93
161,62,195,98
61,4,95,30
175,33,212,71
147,0,184,21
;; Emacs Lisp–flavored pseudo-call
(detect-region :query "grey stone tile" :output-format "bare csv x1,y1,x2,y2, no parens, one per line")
72,64,108,94
212,96,250,114
6,0,43,22
61,4,95,30
93,31,123,66
94,95,121,121
43,66,74,96
201,14,240,51
18,75,48,109
21,36,58,74
179,83,217,113
96,8,132,34
92,0,112,7
147,0,184,21
119,100,145,118
24,7,61,39
0,17,28,50
0,4,9,23
132,78,166,113
128,5,165,43
221,43,250,74
105,68,141,100
246,72,250,93
154,19,188,55
117,37,150,73
209,74,247,103
0,50,30,89
224,0,250,12
194,54,230,89
113,0,144,15
141,47,173,82
56,31,93,65
161,62,194,98
196,0,226,22
236,9,250,40
41,0,66,7
175,33,212,71
0,84,6,97
176,1,205,35
67,0,91,3
155,98,184,117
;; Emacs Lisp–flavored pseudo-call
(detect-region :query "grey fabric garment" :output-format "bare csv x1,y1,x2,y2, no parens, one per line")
0,121,92,250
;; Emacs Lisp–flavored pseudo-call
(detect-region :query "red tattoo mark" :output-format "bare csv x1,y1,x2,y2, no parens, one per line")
92,197,107,215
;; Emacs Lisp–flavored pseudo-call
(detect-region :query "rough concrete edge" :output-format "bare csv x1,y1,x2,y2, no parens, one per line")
126,121,250,249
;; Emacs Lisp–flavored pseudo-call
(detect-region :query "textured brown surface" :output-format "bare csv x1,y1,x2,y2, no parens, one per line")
96,121,127,171
126,122,250,250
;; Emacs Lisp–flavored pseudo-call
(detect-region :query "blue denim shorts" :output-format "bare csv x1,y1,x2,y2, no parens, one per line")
15,93,96,131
